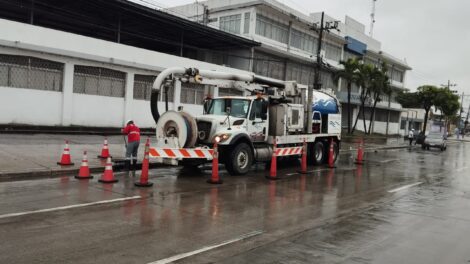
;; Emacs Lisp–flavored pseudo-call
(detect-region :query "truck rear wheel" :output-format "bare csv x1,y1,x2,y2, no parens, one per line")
225,143,253,175
311,141,326,165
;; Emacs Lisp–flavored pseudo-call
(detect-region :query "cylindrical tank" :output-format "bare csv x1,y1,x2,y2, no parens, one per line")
311,91,339,114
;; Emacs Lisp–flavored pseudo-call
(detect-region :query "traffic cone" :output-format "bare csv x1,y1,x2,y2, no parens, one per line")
75,151,93,179
266,139,278,180
98,157,118,183
328,138,336,168
57,140,74,166
207,141,223,184
97,137,111,159
298,139,308,174
135,138,153,187
355,138,364,165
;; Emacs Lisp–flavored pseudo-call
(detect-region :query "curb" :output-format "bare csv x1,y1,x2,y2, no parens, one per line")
339,145,409,153
0,162,164,182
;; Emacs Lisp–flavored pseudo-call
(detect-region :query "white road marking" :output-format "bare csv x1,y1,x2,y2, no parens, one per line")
455,166,468,172
388,182,423,193
286,172,299,176
0,195,142,219
148,230,263,264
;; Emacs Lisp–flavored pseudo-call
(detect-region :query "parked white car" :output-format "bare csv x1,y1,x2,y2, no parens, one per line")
422,133,447,151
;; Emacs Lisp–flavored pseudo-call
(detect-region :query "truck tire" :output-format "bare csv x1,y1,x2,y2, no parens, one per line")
312,141,326,165
225,143,253,175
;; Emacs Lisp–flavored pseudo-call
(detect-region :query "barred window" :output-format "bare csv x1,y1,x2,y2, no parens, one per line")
253,52,285,80
180,82,205,104
134,74,155,100
243,12,250,34
220,14,241,34
255,14,289,44
73,65,126,98
0,54,63,91
290,29,317,54
218,88,243,97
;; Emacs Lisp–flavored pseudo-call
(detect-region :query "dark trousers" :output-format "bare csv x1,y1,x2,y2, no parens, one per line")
409,138,413,146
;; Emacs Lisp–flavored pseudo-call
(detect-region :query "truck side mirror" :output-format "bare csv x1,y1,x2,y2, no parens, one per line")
261,101,268,120
203,99,211,114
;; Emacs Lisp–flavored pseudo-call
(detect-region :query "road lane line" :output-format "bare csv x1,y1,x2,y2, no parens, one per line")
148,230,263,264
388,182,423,193
0,195,141,219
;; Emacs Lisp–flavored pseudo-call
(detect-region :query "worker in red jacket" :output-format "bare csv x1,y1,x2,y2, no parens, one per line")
122,120,141,170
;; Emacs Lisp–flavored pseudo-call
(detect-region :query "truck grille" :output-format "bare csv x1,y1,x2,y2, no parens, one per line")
197,121,212,141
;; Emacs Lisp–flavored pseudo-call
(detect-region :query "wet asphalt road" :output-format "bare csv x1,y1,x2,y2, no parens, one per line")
0,143,469,264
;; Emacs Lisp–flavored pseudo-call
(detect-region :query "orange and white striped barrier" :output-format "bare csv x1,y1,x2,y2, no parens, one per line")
274,146,303,157
149,148,214,159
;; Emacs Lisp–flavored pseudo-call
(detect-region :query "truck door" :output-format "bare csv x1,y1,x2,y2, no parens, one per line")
248,98,268,142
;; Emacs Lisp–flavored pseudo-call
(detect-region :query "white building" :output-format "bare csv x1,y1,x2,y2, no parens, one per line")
0,0,259,129
171,0,412,135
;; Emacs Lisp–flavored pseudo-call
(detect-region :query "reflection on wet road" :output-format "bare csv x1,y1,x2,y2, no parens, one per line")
0,143,469,263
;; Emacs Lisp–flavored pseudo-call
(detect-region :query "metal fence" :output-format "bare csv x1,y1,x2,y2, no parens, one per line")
73,65,126,98
0,54,63,91
133,74,175,101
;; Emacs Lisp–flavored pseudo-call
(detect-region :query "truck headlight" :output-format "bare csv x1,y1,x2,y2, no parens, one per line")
214,133,232,143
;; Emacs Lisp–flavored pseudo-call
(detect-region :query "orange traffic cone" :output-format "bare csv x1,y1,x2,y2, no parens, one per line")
97,137,111,159
207,140,223,184
57,140,74,166
135,138,153,187
328,138,336,168
98,157,118,183
298,139,308,174
266,139,278,180
355,138,364,165
75,151,93,179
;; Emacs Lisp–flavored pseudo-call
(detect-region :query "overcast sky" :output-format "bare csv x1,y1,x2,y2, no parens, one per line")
155,0,469,94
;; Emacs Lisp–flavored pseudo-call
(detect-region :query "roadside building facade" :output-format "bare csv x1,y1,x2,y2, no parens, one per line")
171,0,412,135
0,0,259,128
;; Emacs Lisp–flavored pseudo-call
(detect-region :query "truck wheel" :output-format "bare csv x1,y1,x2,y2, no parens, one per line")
225,143,253,175
312,141,326,165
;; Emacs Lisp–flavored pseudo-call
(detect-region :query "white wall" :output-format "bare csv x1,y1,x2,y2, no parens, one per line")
71,94,125,127
0,87,62,125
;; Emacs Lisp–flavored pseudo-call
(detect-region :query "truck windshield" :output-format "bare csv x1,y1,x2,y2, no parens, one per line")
207,99,250,118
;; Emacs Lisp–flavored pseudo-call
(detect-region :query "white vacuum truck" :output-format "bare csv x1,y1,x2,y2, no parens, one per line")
150,67,341,175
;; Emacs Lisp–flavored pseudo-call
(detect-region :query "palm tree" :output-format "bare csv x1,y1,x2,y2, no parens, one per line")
333,58,361,134
367,63,391,134
352,63,374,134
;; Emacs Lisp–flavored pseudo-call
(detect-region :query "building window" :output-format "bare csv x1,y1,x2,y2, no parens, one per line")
133,74,155,101
218,88,244,96
243,12,250,34
253,52,285,80
73,65,126,98
219,14,241,34
324,42,342,62
320,71,337,90
392,69,404,83
0,54,63,91
255,14,289,44
180,82,205,104
290,29,317,53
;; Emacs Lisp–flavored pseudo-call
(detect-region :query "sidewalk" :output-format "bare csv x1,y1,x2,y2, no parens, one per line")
0,134,155,180
0,133,414,181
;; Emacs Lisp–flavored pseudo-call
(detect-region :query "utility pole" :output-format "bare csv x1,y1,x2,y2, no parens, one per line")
307,12,339,133
458,92,464,132
441,80,457,93
369,0,377,37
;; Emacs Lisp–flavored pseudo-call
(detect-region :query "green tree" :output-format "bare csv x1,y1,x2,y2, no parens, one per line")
435,89,460,133
333,58,361,134
367,63,391,134
352,63,374,134
396,85,441,135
